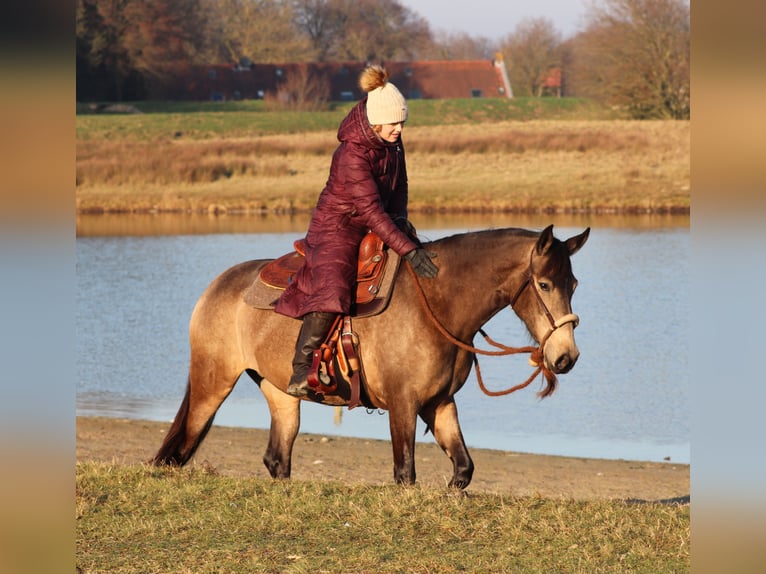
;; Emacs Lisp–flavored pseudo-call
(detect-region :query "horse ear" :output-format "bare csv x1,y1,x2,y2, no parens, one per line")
565,227,590,256
535,225,555,256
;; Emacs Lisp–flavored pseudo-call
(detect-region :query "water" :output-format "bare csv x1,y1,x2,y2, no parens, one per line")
76,222,689,464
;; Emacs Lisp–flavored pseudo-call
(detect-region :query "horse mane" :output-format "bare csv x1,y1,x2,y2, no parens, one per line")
423,228,543,274
425,227,573,281
424,227,538,249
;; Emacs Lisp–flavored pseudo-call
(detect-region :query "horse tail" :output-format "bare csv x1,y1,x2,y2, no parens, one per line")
152,376,215,466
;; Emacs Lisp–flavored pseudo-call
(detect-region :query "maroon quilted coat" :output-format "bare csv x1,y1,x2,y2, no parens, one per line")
274,99,418,319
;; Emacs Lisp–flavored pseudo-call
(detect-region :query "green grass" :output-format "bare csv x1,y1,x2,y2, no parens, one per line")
76,97,617,141
76,462,690,573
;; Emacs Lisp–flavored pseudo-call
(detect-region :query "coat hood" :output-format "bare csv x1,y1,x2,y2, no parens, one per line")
337,98,399,150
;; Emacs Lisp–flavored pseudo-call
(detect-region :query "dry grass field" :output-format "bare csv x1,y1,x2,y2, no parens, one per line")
76,119,689,215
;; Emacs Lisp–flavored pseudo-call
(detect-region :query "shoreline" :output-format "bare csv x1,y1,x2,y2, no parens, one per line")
77,416,690,501
76,210,689,238
75,205,691,216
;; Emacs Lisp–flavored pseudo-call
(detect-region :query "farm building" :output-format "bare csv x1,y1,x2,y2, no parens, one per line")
181,57,513,102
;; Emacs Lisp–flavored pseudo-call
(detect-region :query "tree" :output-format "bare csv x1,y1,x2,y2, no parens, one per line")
76,0,136,99
291,0,345,61
500,18,562,97
206,0,313,64
292,0,432,62
77,0,213,99
129,0,212,96
569,0,690,119
422,31,496,60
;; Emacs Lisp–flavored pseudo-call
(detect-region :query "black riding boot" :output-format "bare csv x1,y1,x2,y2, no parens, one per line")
286,312,337,397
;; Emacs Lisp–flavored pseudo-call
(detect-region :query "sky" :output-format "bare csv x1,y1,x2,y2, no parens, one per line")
398,0,591,40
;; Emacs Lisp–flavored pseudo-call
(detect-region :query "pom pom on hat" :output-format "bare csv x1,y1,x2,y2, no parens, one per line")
360,65,408,125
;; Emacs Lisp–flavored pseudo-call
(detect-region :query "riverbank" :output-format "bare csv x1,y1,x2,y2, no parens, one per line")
77,416,689,501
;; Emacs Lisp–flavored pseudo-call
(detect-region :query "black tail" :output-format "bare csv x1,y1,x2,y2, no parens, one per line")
152,377,215,466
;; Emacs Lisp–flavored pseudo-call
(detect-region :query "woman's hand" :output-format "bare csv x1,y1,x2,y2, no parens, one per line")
404,248,438,278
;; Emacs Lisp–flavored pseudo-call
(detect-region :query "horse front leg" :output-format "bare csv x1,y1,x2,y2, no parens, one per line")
420,397,474,489
259,380,301,479
388,401,419,485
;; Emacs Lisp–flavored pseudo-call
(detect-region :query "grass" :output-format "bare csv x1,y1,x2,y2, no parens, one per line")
75,98,613,140
76,462,689,573
75,98,689,215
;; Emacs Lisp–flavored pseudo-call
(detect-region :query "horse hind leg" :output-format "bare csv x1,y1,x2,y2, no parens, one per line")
152,377,209,466
420,398,474,489
152,361,239,467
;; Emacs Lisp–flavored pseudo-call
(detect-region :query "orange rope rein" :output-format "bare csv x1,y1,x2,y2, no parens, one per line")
405,262,558,397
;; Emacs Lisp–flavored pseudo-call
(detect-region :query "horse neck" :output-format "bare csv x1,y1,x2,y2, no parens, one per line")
421,230,536,340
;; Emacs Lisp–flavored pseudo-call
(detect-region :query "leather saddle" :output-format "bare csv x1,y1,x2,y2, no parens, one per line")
244,231,400,318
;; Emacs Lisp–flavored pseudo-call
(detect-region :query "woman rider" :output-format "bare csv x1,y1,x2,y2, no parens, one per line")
274,65,438,397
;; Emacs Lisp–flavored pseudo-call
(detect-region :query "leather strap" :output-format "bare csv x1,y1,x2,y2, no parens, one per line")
340,317,363,409
306,315,365,409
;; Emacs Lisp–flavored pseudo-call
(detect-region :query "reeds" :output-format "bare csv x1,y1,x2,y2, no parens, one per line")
76,119,689,215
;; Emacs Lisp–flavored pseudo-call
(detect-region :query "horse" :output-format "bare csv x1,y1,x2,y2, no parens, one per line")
153,224,590,489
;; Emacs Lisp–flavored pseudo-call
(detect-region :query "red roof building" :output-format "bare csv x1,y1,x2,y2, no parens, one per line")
183,58,513,102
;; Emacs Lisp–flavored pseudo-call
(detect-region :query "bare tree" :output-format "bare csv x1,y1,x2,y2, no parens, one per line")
569,0,690,119
500,18,562,97
421,31,496,60
267,64,331,110
292,0,432,62
291,0,345,61
206,0,314,64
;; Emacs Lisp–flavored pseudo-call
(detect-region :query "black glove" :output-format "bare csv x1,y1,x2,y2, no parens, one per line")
404,248,438,278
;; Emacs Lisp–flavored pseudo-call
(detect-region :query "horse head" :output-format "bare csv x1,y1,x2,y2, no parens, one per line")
511,225,590,381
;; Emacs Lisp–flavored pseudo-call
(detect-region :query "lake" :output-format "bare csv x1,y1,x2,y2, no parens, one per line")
76,213,689,464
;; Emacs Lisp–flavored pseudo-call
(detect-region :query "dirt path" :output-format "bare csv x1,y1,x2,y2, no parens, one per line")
77,416,689,502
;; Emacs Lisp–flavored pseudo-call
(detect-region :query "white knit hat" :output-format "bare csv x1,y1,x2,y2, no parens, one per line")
360,66,408,125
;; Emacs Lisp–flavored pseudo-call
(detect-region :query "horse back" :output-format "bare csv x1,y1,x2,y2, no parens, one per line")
194,259,273,322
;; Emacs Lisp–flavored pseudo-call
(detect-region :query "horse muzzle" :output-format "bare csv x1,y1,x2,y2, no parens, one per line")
540,313,580,374
550,348,579,374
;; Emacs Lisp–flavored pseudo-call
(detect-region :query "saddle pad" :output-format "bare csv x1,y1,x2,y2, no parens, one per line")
243,251,401,318
243,261,284,309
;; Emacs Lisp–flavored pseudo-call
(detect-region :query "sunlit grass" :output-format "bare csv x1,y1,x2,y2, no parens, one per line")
76,118,689,215
77,462,689,573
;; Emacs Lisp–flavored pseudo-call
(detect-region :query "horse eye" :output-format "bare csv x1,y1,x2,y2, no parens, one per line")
538,281,550,292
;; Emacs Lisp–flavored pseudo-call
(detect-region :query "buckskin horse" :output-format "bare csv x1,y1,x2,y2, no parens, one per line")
153,225,590,489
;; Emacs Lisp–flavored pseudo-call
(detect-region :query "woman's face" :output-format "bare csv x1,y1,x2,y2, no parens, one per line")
378,122,404,143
